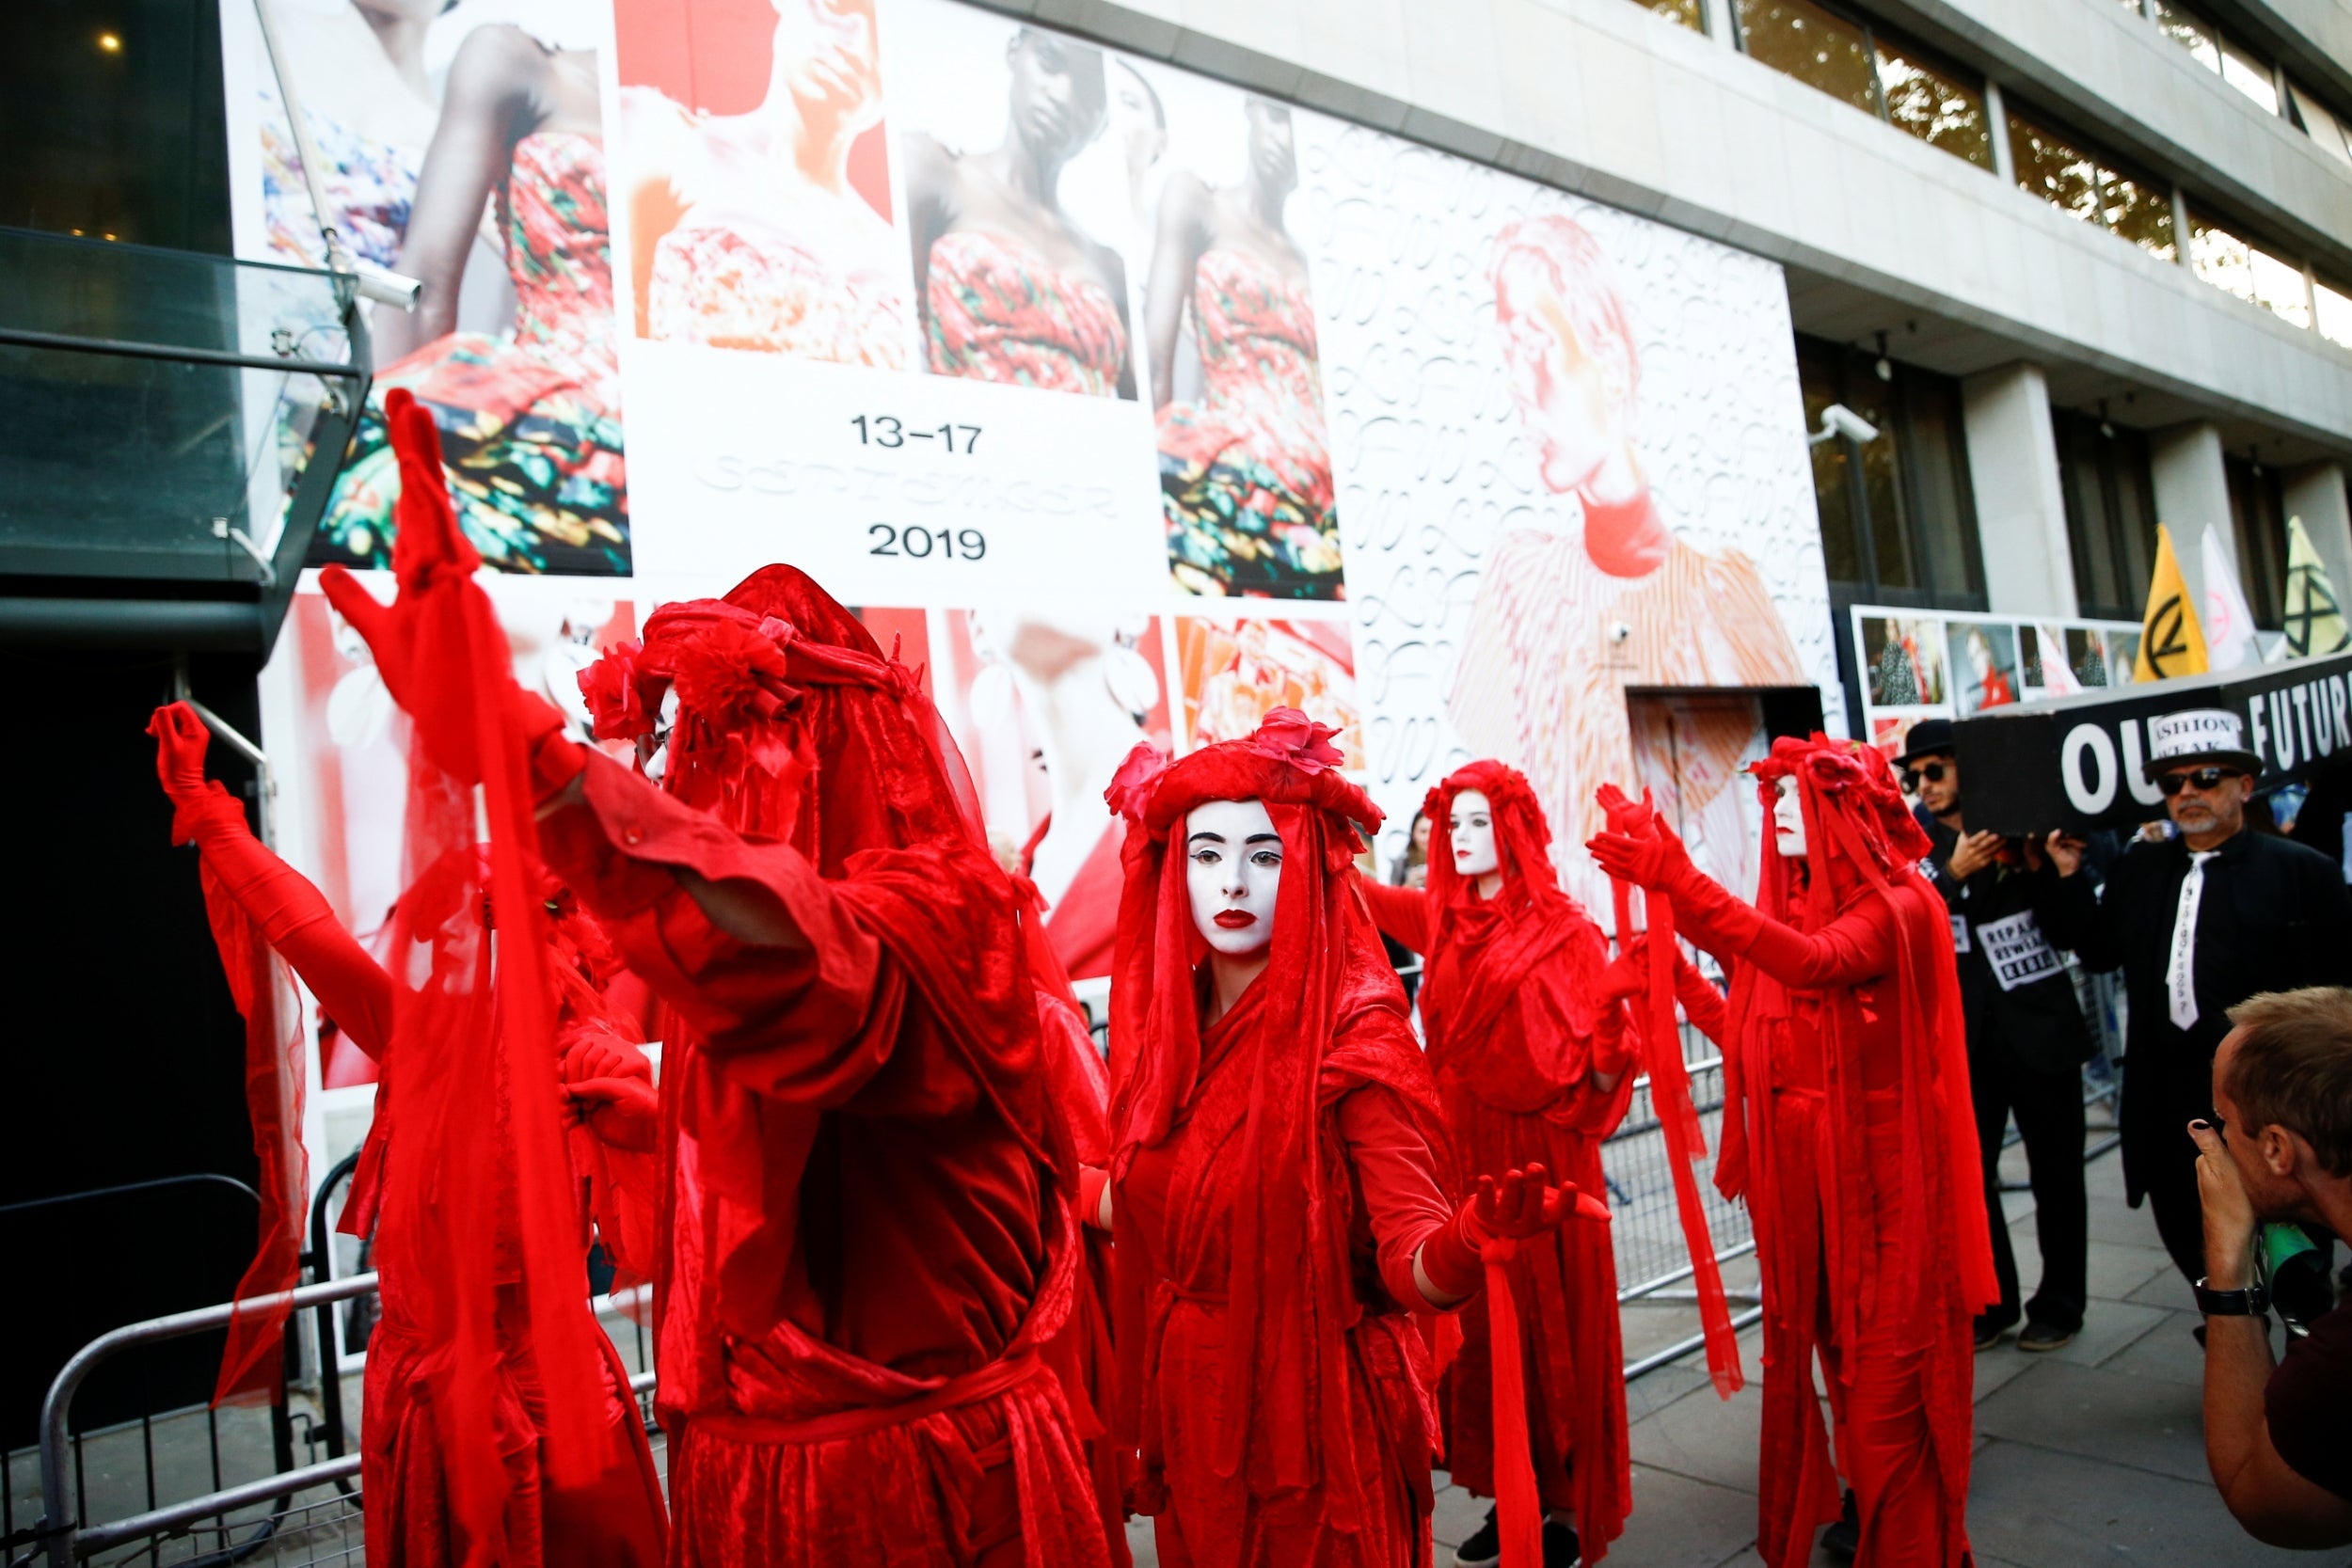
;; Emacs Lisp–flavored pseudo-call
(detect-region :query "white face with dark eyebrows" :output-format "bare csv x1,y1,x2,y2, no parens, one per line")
1184,798,1282,957
1772,774,1807,858
1450,788,1499,879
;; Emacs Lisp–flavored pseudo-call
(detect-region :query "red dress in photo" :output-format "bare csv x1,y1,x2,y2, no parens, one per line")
1591,739,1997,1568
1358,762,1636,1558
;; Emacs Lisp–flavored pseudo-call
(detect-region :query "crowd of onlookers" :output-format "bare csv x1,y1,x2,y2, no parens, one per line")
1894,709,2352,1550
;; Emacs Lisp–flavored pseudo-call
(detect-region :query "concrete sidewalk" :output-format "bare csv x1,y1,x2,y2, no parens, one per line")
1127,1137,2345,1568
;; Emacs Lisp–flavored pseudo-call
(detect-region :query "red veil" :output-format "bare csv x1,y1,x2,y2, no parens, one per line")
1104,712,1446,1533
578,568,1080,1352
1716,736,1997,1558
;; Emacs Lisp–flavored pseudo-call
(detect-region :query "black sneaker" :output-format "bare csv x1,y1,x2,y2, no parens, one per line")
1820,1488,1860,1559
1543,1518,1581,1567
2017,1320,2078,1353
1454,1507,1501,1568
1973,1318,2010,1352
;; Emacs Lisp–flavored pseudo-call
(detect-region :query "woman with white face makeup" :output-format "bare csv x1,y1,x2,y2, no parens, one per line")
1089,713,1595,1568
1357,761,1639,1567
1589,741,1995,1568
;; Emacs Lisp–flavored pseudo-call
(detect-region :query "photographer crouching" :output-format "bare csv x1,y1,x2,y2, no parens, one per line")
1900,719,2094,1353
2186,988,2352,1549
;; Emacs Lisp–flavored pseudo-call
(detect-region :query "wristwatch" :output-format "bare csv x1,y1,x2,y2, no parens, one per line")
2194,1276,2270,1317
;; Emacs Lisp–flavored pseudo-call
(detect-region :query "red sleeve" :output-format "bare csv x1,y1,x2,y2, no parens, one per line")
178,788,395,1060
1674,952,1730,1046
1355,876,1433,953
1737,898,1896,990
1335,1084,1454,1311
534,750,899,1105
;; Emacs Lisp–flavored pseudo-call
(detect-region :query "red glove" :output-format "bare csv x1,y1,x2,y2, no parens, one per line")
1419,1164,1610,1301
1585,793,1698,893
1597,782,1659,838
151,702,212,803
558,1029,657,1153
1594,933,1648,1007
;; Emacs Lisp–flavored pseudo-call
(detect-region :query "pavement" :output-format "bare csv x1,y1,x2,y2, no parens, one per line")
1124,1132,2347,1568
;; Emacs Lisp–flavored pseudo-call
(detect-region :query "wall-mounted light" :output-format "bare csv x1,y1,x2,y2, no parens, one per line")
2099,399,2115,439
1873,330,1894,383
97,31,121,52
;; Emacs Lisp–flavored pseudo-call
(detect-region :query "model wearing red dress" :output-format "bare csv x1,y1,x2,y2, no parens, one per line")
1588,739,1997,1568
530,566,1111,1568
1357,762,1635,1563
149,704,665,1568
1092,713,1590,1568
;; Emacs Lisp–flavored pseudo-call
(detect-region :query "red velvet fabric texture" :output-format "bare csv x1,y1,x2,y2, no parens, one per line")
560,565,1108,1568
1669,736,1995,1568
1105,721,1454,1568
154,747,663,1566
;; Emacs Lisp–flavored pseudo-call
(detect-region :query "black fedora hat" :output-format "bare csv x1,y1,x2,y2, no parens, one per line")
1894,717,1956,769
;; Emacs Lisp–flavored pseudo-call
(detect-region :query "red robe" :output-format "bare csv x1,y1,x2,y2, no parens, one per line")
1649,745,1993,1568
1359,878,1633,1549
537,748,1107,1568
170,785,663,1568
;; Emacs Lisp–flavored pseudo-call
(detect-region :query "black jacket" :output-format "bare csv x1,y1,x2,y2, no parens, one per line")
2038,826,2352,1199
1919,812,2094,1077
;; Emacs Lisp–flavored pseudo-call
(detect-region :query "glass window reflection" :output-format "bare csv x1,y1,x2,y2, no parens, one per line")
1878,46,1991,168
1737,0,1878,115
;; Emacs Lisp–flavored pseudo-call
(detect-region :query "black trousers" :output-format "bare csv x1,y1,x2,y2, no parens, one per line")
2138,1117,2209,1288
1972,1039,2090,1331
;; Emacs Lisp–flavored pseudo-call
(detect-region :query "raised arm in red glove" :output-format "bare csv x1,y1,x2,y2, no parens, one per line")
1588,783,1766,963
1416,1163,1610,1304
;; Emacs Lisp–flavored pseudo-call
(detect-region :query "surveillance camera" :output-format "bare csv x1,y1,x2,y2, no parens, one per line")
1608,620,1632,644
1808,402,1881,447
354,264,422,311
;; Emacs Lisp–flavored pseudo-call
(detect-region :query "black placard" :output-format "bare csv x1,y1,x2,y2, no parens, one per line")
1950,652,2352,836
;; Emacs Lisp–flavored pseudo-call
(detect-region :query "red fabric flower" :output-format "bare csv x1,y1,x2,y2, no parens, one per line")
578,639,648,741
1105,741,1171,823
1248,706,1344,775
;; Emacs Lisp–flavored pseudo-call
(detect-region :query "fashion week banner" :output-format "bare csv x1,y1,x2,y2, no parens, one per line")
224,0,1842,1107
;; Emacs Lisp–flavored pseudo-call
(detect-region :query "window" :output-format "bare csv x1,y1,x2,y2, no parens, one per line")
2288,83,2352,165
1631,0,1706,29
1798,336,1985,608
2190,213,2313,327
2226,456,2289,630
2318,278,2352,350
2219,36,2280,113
2054,411,2158,623
1736,1,1990,167
2153,1,2222,72
1876,40,1992,169
2007,109,2177,261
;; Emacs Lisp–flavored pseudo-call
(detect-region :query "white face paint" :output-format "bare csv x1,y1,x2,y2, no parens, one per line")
1184,798,1282,957
1771,775,1807,858
643,685,681,784
1449,788,1499,879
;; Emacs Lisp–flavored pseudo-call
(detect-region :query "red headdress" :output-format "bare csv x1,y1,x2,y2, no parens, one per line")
1106,710,1444,1524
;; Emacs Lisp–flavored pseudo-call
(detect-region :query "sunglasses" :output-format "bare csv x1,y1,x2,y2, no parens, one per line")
1901,761,1949,791
2157,766,2243,797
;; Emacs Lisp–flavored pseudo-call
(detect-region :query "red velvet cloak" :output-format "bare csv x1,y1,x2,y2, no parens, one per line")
564,569,1109,1568
1358,760,1634,1553
1105,717,1455,1568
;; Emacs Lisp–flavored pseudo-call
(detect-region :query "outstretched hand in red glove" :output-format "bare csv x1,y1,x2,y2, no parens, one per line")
1419,1163,1610,1304
1586,784,1698,891
557,1030,657,1153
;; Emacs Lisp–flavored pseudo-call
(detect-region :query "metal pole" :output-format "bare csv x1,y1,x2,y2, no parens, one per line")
247,0,357,277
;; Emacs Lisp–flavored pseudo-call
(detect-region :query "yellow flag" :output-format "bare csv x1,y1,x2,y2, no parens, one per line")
2137,524,2208,682
2281,515,2351,658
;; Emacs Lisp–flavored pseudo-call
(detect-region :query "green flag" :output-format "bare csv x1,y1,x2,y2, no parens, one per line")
2282,515,2351,658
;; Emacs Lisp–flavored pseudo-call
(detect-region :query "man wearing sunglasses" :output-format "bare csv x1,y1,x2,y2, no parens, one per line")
2042,708,2352,1291
1899,719,2095,1355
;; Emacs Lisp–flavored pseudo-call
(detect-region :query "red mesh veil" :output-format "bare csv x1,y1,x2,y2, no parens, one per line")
577,566,1073,1345
353,390,611,1563
1104,711,1444,1527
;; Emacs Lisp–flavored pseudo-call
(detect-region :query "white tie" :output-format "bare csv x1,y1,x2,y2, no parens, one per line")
2167,850,2219,1030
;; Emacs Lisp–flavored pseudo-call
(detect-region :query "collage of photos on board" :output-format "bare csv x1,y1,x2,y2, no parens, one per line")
1853,604,2147,764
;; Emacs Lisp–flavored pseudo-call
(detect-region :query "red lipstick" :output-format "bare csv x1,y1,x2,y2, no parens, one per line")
1213,910,1257,929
